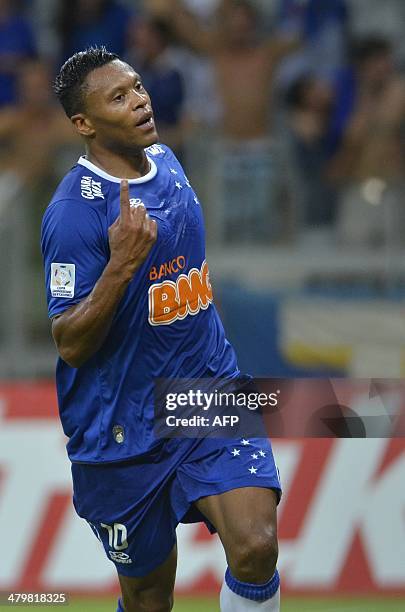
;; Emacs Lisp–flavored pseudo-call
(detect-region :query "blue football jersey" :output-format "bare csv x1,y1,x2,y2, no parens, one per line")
41,144,239,463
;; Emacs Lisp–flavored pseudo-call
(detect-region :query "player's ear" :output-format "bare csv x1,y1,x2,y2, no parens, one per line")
70,114,95,138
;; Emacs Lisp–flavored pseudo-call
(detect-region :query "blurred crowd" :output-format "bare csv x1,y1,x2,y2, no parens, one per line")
0,0,404,376
1,0,405,251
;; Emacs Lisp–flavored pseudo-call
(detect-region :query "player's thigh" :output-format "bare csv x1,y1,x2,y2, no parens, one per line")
195,486,278,575
118,543,177,612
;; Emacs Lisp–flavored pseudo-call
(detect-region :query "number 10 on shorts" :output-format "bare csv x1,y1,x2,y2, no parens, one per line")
100,522,128,550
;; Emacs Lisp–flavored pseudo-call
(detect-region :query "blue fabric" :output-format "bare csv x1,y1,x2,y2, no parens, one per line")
278,0,348,40
41,144,239,463
304,0,348,39
72,436,281,577
225,567,280,601
0,14,37,105
326,66,357,155
63,2,134,59
116,598,124,612
141,66,184,126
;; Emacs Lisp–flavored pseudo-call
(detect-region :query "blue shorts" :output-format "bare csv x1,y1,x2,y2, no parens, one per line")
71,436,281,577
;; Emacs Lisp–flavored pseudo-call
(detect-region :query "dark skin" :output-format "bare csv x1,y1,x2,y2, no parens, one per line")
52,59,279,611
119,489,278,612
52,60,159,367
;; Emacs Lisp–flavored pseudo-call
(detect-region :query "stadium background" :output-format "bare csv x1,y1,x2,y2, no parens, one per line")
0,0,404,610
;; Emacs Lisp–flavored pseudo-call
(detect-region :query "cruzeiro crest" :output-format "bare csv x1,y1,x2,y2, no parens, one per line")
50,263,75,298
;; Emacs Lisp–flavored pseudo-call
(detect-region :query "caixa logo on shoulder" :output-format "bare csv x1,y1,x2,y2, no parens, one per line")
108,551,132,564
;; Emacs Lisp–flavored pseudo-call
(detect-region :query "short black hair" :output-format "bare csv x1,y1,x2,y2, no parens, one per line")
285,75,313,109
147,17,173,47
53,46,119,117
350,36,391,64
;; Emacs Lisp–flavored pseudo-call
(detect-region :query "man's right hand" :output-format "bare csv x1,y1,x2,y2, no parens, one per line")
108,180,157,280
52,180,157,368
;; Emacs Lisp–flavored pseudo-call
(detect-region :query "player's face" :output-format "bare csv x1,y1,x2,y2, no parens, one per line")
78,60,158,150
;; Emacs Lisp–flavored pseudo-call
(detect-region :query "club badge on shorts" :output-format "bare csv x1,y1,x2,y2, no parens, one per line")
50,263,75,298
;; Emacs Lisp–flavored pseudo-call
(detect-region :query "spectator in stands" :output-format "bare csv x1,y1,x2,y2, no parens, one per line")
328,36,405,248
276,0,349,87
148,0,301,244
0,57,79,246
125,16,185,158
284,75,337,238
0,59,79,335
0,0,37,107
0,59,76,187
57,0,135,61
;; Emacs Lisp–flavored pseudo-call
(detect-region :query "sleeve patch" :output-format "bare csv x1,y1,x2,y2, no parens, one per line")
50,263,75,298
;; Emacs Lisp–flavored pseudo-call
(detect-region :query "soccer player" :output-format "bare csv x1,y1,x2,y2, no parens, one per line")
41,47,281,612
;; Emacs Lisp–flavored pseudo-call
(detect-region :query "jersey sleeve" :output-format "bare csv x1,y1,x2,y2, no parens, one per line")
41,199,109,319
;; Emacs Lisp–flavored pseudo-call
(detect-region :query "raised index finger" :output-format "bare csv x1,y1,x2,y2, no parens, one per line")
119,179,130,223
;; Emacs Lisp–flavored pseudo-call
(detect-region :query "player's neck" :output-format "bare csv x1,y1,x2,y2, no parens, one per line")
85,145,150,180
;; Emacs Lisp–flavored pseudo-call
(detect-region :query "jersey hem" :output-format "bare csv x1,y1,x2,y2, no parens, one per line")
69,440,165,465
